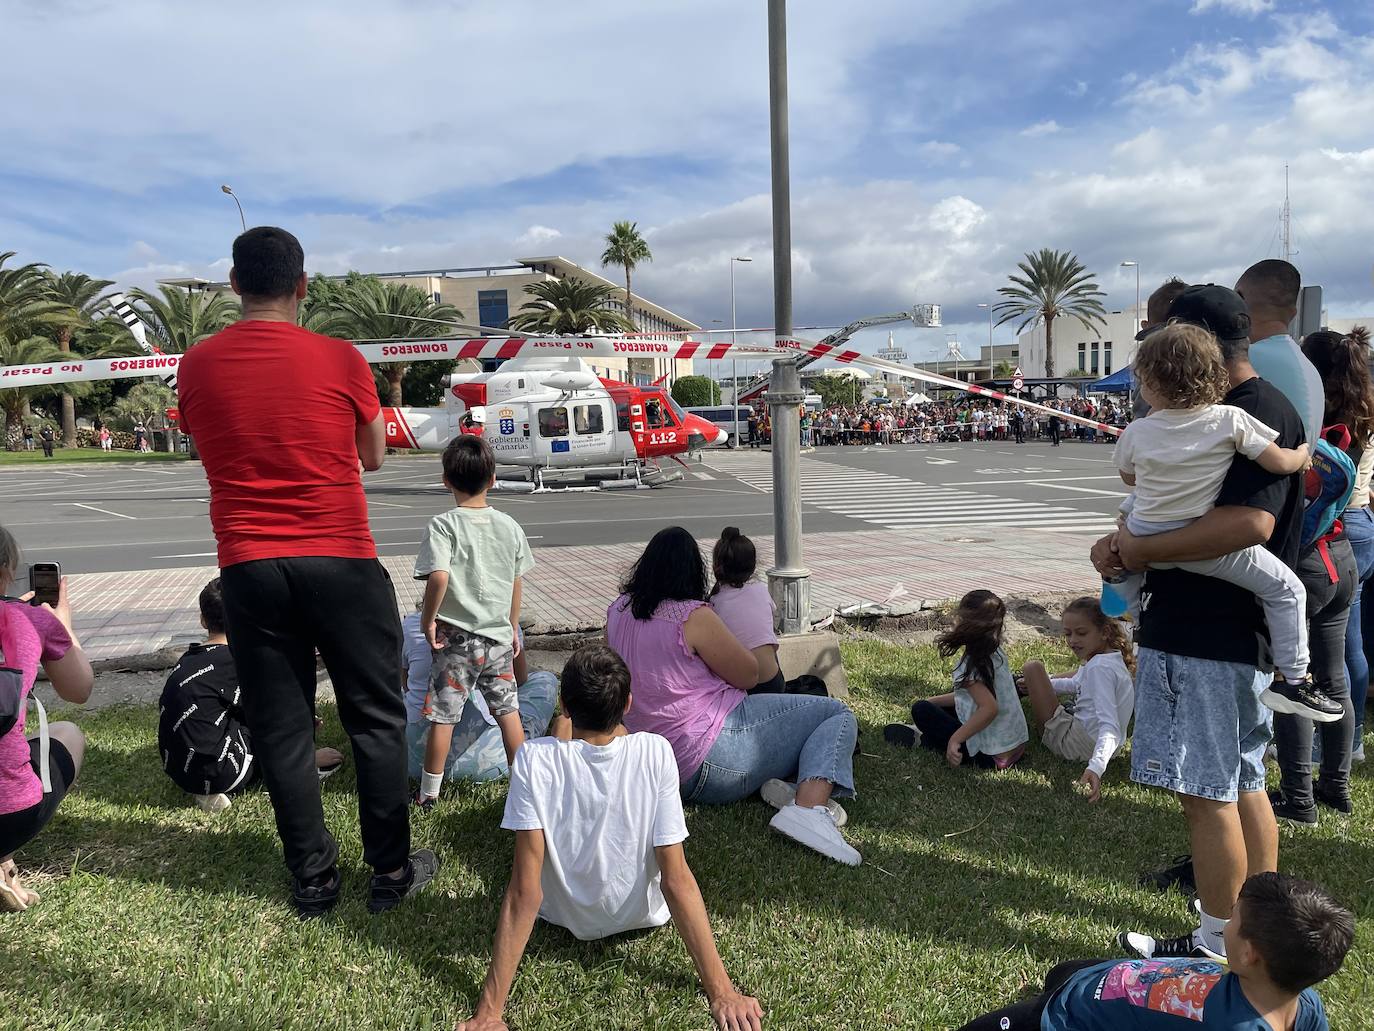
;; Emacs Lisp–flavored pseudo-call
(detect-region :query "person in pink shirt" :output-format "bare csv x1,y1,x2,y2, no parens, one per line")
606,526,861,867
0,524,93,912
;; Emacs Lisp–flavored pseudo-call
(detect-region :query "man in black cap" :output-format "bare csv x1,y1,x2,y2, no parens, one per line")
1091,284,1316,963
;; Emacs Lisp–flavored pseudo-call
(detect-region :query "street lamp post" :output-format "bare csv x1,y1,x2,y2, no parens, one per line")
730,256,753,447
765,0,809,636
976,302,994,371
220,185,246,232
1121,261,1140,336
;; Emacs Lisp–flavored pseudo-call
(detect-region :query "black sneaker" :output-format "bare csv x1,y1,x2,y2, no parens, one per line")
1138,854,1196,896
368,849,440,914
412,791,437,814
1268,789,1318,825
293,870,340,920
1117,929,1218,961
1261,679,1343,723
1313,781,1353,815
883,723,919,749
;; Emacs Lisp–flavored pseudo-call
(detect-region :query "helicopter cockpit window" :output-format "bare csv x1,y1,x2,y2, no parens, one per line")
645,398,670,429
538,407,569,438
573,405,604,435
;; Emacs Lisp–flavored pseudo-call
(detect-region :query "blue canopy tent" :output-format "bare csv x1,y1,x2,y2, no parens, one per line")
1090,367,1133,393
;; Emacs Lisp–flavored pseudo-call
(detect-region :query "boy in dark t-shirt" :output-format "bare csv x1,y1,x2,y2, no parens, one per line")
957,873,1351,1031
158,579,343,812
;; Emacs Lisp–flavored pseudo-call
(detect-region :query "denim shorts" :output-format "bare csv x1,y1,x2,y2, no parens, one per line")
1130,647,1272,802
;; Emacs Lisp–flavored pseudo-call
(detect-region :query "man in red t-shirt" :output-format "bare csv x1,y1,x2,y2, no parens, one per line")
178,227,437,918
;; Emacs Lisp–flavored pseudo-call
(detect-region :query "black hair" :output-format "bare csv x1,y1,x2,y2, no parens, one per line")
619,526,707,620
442,434,495,496
231,227,305,300
710,526,756,596
1236,872,1353,994
560,643,632,733
1302,329,1374,449
1146,277,1188,324
1236,259,1301,312
199,577,226,635
936,589,1006,692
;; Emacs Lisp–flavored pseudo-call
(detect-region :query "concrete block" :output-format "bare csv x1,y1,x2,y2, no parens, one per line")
777,630,849,700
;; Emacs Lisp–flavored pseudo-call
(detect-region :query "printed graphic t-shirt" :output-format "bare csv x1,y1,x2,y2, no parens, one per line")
156,643,253,796
176,320,380,568
1042,959,1327,1030
501,732,688,941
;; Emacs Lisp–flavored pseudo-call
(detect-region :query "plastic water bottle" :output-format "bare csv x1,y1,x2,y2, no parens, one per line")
1100,576,1130,618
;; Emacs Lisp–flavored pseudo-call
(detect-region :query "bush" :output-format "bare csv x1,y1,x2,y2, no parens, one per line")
671,375,720,407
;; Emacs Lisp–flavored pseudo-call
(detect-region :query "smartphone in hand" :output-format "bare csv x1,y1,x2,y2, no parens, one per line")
28,562,61,607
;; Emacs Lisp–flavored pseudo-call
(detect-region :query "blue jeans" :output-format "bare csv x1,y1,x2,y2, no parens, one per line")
1130,648,1272,802
405,670,557,783
680,693,857,804
1344,508,1374,738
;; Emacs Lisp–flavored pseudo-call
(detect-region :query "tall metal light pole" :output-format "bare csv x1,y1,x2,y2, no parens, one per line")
1121,261,1140,335
221,185,246,232
730,256,753,446
976,302,994,369
765,0,809,636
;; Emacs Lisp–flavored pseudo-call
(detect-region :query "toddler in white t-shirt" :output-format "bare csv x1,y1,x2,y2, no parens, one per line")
1108,323,1315,696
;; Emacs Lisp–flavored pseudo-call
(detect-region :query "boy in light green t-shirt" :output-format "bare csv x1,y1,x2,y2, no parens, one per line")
413,434,534,808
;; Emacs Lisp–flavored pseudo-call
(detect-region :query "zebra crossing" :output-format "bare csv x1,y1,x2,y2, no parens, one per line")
728,454,1119,535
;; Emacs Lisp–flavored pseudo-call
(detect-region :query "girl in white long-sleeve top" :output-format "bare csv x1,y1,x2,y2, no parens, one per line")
1019,598,1135,803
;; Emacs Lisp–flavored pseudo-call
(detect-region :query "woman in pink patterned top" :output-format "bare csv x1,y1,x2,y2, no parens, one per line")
0,525,93,911
606,526,862,866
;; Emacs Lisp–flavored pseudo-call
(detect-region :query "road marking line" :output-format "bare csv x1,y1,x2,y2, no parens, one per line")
1027,482,1131,498
155,552,220,559
369,500,412,508
63,502,136,520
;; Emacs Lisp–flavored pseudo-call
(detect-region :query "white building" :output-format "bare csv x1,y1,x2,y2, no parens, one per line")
1015,306,1143,380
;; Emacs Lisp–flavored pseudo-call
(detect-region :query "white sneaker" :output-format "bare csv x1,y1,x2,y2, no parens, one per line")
769,803,861,866
195,793,232,813
759,779,848,828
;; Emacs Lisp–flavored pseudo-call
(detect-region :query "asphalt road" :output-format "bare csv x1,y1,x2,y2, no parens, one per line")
0,440,1126,575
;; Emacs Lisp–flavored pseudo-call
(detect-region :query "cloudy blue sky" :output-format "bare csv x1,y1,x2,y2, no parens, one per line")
4,0,1373,360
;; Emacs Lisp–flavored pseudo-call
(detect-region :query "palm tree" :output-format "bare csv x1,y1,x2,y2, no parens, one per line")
313,276,462,405
45,271,114,445
600,221,652,330
0,335,64,449
127,285,239,353
507,278,636,336
992,249,1107,378
0,253,64,447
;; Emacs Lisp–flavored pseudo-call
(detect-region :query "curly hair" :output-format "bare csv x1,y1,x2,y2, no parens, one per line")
1133,323,1231,409
1061,597,1135,675
937,589,1006,691
1301,330,1374,449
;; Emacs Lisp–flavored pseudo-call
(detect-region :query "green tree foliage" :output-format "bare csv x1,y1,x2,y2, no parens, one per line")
44,270,115,444
600,221,652,330
110,381,176,432
670,375,720,407
128,285,239,353
991,249,1107,378
507,278,635,336
0,335,64,448
308,275,462,406
993,360,1016,378
0,253,65,449
812,373,864,409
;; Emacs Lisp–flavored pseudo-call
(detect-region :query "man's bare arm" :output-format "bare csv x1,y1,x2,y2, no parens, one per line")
356,411,385,471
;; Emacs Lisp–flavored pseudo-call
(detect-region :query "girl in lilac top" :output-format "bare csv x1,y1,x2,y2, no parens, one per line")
707,527,782,692
0,525,93,911
606,526,863,866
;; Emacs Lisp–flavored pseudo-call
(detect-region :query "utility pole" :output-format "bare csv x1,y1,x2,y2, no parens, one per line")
765,0,810,636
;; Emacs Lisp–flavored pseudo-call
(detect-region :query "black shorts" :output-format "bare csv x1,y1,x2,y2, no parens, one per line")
0,738,76,856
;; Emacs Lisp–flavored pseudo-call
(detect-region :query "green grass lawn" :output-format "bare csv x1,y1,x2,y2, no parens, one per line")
0,448,190,465
2,637,1372,1030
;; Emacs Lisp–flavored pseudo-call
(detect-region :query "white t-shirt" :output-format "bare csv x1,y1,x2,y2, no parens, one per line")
1113,404,1279,523
1050,651,1135,777
501,732,689,941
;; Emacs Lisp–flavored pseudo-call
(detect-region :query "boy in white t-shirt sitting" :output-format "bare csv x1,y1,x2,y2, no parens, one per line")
457,644,763,1031
1108,323,1338,721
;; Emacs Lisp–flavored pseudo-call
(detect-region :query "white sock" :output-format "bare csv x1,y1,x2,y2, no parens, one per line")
420,770,444,800
1199,910,1229,957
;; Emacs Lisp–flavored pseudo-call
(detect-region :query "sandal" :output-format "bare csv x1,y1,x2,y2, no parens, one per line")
0,862,39,912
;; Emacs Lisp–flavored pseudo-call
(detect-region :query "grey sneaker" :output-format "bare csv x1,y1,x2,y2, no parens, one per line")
368,849,440,913
759,779,848,828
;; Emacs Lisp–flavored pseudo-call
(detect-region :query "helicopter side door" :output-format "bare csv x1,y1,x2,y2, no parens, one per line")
532,394,615,468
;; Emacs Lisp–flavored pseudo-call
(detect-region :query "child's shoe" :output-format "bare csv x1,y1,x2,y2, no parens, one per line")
195,793,232,813
883,722,920,749
1261,676,1343,723
411,791,437,814
993,743,1026,771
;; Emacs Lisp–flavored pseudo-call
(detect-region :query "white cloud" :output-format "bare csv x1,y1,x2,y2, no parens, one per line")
516,225,563,248
1019,120,1062,137
1190,0,1273,14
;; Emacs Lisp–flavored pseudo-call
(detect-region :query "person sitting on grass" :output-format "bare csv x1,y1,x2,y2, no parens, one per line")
456,644,763,1031
401,605,557,785
708,527,783,694
157,577,344,813
958,871,1351,1031
413,434,534,811
884,589,1029,770
0,525,93,912
1018,597,1135,803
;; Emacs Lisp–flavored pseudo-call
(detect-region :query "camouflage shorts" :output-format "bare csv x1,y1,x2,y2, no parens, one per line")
424,625,518,724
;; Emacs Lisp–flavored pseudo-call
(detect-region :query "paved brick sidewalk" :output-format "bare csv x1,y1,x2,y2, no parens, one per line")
66,528,1103,662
